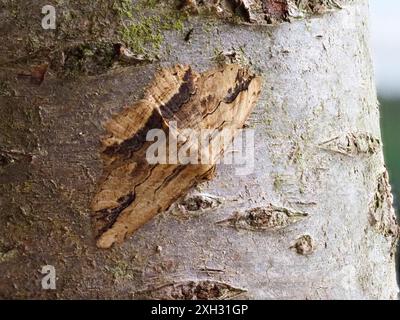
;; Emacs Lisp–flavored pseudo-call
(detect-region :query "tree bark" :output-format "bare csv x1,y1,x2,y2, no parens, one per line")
0,0,398,299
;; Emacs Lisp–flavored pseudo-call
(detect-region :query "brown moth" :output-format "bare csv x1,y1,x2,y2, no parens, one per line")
91,64,262,248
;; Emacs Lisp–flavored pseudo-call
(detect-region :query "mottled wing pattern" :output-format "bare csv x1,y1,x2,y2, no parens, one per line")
91,64,262,248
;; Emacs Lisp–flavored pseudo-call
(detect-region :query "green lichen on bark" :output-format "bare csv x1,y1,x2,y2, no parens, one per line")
0,80,14,97
114,0,186,55
0,248,18,264
54,42,118,77
0,0,186,67
105,260,140,281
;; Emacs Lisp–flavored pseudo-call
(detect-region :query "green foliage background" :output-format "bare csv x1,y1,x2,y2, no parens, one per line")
380,98,400,211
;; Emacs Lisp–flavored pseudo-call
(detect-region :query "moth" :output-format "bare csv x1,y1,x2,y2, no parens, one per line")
91,64,262,248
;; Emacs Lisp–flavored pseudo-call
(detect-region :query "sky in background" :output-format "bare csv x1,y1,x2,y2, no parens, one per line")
370,0,400,98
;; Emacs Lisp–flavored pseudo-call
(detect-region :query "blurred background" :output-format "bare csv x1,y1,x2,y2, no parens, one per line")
370,0,400,210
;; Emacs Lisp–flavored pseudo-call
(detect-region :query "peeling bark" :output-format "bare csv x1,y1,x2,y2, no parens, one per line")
136,280,246,300
179,0,343,24
319,132,381,156
291,235,316,256
169,193,224,215
217,205,309,231
0,0,397,299
369,169,399,239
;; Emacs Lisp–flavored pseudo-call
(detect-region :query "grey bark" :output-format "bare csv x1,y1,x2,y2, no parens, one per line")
0,0,398,299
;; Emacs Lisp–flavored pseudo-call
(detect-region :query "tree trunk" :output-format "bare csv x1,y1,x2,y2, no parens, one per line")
0,0,398,299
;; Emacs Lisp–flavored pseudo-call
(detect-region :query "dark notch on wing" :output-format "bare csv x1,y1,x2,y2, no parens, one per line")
103,68,197,159
159,67,197,119
93,193,136,235
103,110,164,159
224,71,255,104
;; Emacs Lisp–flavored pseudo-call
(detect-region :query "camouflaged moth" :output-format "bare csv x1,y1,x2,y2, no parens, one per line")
92,64,262,248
